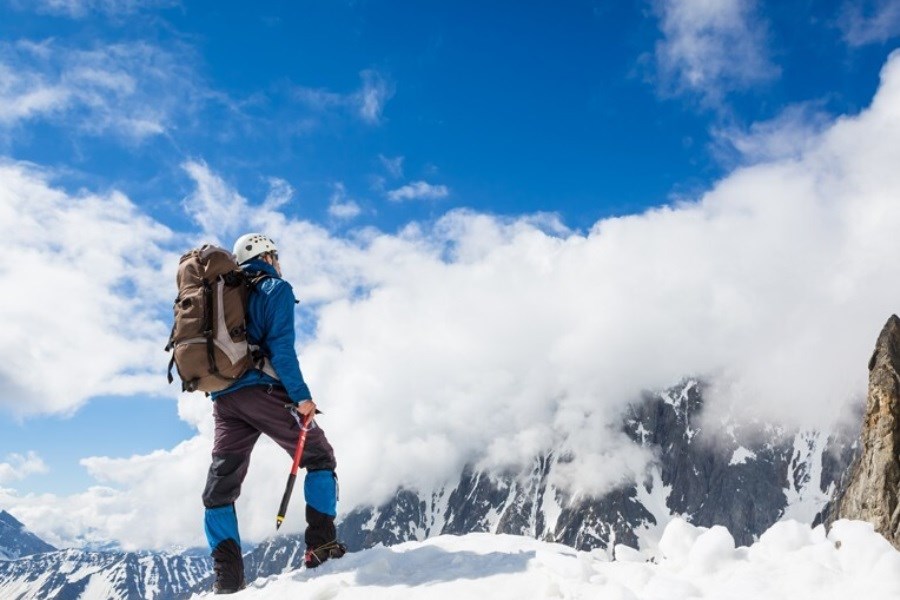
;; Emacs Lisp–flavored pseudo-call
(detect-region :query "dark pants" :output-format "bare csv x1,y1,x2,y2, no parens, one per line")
202,385,338,550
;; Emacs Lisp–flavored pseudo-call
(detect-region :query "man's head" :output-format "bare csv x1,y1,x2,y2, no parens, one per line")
233,233,280,274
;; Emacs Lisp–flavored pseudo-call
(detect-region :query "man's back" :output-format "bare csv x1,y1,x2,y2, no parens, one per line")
211,257,312,403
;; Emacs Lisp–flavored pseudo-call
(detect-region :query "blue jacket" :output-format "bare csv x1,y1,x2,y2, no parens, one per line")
211,259,312,403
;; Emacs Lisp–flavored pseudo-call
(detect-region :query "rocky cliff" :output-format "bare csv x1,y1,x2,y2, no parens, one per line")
826,314,900,549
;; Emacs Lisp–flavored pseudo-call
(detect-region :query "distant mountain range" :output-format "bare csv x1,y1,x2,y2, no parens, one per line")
0,511,209,600
1,380,859,599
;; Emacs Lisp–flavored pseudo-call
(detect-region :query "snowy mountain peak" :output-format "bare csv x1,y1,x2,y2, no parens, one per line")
0,510,56,560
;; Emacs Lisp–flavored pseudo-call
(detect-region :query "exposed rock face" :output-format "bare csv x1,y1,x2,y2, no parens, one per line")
828,314,900,549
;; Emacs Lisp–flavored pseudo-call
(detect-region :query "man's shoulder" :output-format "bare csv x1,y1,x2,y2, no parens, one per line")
254,275,295,300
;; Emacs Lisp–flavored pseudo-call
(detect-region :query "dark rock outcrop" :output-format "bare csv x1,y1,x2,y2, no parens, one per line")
826,314,900,549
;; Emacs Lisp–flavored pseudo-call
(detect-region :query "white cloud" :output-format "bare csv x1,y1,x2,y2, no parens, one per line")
305,49,900,508
711,103,833,165
0,39,203,142
181,159,251,241
6,51,900,552
652,0,779,104
0,160,176,417
263,177,294,211
0,452,47,484
328,183,362,220
387,181,450,202
0,57,70,125
329,200,362,220
840,0,900,46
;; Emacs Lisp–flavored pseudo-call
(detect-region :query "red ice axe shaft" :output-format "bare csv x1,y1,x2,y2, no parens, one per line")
276,411,311,530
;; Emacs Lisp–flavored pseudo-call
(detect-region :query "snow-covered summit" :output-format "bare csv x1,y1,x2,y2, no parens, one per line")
202,518,900,600
0,510,55,560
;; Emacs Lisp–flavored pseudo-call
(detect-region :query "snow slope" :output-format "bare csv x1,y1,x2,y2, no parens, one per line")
199,519,900,600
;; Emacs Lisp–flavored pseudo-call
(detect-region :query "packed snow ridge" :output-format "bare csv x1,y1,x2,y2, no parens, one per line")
196,518,900,599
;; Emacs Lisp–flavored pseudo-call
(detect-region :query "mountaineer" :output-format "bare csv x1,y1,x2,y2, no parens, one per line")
200,233,345,594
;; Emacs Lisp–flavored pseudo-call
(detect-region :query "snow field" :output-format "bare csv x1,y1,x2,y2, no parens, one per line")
205,518,900,599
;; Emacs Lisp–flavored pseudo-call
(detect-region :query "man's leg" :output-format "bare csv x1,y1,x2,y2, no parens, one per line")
202,390,261,593
225,386,342,565
300,426,340,560
302,466,344,568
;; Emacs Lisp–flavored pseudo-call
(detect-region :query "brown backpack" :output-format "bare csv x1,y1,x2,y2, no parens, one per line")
165,245,264,393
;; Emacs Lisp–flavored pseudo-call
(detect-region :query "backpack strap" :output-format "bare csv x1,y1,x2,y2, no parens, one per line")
248,272,270,288
202,278,218,377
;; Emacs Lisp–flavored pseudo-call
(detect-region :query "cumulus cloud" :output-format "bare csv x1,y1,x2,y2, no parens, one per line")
0,452,47,484
652,0,779,104
6,51,900,552
328,183,362,220
0,160,176,417
387,181,450,202
0,39,203,142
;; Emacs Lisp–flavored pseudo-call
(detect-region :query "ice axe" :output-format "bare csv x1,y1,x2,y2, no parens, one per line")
276,405,313,531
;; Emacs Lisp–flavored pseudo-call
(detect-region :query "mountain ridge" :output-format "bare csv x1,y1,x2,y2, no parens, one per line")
0,510,56,561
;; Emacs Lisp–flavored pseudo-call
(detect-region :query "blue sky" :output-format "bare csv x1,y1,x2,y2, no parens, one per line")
3,1,893,232
2,0,900,550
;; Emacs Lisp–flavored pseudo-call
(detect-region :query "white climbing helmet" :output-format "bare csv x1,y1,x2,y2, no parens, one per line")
233,233,278,265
